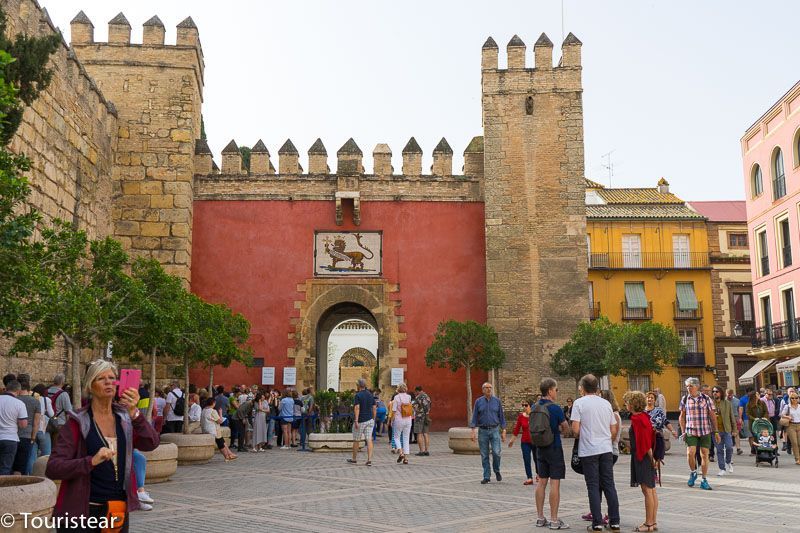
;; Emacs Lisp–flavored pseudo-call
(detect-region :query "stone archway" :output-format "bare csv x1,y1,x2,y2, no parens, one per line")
288,279,405,394
338,347,377,391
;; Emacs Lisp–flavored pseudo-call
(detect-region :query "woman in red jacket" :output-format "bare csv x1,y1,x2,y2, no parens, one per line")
507,400,538,485
46,360,160,533
623,390,658,533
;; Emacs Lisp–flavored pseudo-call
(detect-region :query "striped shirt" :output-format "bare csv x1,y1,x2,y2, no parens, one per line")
680,393,715,437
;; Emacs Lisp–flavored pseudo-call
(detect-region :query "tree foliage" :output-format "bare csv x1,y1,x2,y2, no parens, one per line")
550,316,615,383
605,321,684,377
238,146,251,172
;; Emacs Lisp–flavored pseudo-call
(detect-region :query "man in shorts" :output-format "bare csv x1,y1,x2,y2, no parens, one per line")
679,377,720,490
348,379,376,466
533,378,570,530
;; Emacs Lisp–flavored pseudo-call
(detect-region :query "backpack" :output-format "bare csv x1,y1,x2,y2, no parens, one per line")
172,390,185,417
46,389,66,435
530,402,554,447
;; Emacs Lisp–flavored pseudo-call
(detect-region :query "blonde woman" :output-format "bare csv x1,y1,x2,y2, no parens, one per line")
623,391,658,532
392,383,414,464
46,360,160,531
201,397,237,461
780,392,800,464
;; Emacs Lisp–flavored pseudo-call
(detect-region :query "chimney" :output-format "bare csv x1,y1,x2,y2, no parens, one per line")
250,139,272,174
507,34,526,69
431,137,453,176
657,177,670,194
463,136,484,178
221,139,243,174
142,16,165,46
107,12,131,44
176,17,200,47
373,144,392,176
70,11,94,44
278,139,300,174
194,139,213,175
534,33,553,70
402,137,422,176
308,138,328,174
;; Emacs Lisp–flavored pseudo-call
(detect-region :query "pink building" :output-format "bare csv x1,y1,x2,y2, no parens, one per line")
742,79,800,390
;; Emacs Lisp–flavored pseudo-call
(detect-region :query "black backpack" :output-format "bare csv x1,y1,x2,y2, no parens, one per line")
530,402,554,447
172,390,185,417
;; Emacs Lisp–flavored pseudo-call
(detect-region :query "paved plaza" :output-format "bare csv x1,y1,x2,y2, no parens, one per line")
131,432,798,532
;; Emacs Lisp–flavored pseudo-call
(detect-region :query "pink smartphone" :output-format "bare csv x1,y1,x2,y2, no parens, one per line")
117,369,141,397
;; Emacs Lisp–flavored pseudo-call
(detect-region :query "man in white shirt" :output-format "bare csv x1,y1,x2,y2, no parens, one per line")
571,374,620,532
0,380,29,475
164,381,185,433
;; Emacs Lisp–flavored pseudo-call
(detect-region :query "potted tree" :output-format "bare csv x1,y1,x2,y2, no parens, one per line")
425,320,506,454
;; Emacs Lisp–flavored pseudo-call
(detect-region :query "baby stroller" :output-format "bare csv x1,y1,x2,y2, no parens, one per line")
752,418,778,468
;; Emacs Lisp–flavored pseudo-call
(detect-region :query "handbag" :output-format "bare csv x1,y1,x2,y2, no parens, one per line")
102,500,126,533
570,437,583,475
400,402,413,418
779,415,791,428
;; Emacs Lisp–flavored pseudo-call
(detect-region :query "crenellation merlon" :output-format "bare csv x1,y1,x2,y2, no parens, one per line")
143,16,165,46
220,139,244,175
107,12,131,45
251,139,273,174
481,32,582,90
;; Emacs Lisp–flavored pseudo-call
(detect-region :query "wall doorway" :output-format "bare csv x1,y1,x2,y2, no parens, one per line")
315,302,378,391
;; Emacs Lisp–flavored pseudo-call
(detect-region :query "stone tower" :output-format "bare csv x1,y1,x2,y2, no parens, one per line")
481,33,588,404
69,12,204,282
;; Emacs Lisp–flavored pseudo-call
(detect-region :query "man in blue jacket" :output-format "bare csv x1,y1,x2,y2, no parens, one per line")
470,382,506,484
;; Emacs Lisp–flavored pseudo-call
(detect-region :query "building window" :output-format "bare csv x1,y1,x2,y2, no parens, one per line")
252,357,265,367
728,233,748,248
622,234,641,268
752,164,763,197
773,148,786,201
757,229,769,276
779,217,792,268
783,287,796,323
795,128,800,168
679,328,698,352
623,281,650,319
761,295,772,328
628,375,651,392
672,234,690,268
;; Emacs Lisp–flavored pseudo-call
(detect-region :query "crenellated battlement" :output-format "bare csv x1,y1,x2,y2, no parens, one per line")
194,136,485,181
70,11,201,49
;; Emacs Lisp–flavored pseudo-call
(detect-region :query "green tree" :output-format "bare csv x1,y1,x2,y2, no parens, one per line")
550,316,617,388
238,146,251,172
425,320,506,425
605,321,685,379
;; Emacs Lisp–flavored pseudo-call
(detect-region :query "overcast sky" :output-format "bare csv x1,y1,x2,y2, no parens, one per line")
44,1,799,201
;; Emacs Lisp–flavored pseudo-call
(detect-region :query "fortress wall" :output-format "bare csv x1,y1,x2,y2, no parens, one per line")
1,0,118,380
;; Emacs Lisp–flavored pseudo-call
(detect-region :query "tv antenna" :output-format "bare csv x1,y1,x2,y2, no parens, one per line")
601,150,615,187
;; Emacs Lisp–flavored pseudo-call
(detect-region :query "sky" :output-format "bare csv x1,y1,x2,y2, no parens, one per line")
43,1,800,201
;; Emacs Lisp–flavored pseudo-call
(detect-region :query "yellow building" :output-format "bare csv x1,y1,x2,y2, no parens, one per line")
586,178,715,412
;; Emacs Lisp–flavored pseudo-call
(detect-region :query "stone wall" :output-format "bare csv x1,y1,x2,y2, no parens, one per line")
1,0,118,381
481,34,588,405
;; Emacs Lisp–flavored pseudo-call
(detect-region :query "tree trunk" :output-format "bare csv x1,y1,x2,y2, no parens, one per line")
64,334,81,407
209,365,214,395
182,354,190,434
147,346,157,423
465,365,473,426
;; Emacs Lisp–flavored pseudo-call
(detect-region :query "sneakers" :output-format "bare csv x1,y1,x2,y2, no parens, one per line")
495,472,502,482
736,448,743,455
700,478,712,490
717,469,725,477
139,502,153,511
581,513,593,522
138,491,154,504
606,525,620,532
481,479,490,485
535,517,549,527
687,470,698,487
280,446,290,450
726,463,733,473
548,519,569,530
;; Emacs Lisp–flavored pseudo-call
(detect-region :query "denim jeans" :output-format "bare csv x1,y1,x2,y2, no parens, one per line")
582,452,620,527
132,449,146,489
267,418,276,445
715,431,733,470
13,438,33,475
478,427,502,480
27,431,51,475
0,440,17,475
520,441,535,479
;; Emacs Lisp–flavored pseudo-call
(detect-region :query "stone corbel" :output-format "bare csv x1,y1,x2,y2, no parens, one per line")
335,197,343,226
353,197,361,226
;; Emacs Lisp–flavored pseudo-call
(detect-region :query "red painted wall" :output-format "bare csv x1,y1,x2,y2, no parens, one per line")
189,200,487,427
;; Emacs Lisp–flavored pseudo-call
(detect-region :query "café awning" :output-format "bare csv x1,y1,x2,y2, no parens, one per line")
738,359,777,385
776,355,800,373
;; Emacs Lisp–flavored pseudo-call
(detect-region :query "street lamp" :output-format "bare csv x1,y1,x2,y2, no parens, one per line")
733,322,743,337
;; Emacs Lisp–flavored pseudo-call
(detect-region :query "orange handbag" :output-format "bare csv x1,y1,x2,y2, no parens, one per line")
102,500,126,533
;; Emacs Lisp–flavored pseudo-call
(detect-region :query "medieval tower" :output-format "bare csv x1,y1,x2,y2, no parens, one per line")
481,34,588,404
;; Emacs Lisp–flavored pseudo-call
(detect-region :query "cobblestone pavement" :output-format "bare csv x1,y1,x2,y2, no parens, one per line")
131,433,799,533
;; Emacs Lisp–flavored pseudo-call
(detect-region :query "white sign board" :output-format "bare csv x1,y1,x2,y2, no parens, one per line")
391,368,404,386
261,367,275,386
283,367,297,386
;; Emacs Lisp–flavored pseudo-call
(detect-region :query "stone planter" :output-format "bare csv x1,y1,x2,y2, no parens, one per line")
216,427,231,453
448,427,480,455
0,476,57,532
159,433,215,465
31,456,60,492
308,432,364,452
140,443,178,483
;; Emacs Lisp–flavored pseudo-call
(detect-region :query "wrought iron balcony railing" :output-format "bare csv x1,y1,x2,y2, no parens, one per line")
730,320,755,338
752,318,800,348
677,352,706,367
674,301,703,320
621,302,653,320
589,252,710,270
589,302,601,320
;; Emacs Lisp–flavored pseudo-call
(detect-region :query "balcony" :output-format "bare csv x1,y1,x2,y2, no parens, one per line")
677,352,706,367
621,301,653,320
589,252,710,270
674,301,703,320
589,302,601,320
752,318,800,348
730,320,755,338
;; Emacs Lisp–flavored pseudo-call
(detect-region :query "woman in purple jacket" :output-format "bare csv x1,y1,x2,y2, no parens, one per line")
46,360,159,532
